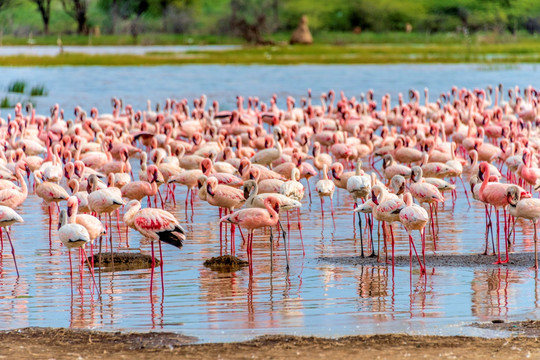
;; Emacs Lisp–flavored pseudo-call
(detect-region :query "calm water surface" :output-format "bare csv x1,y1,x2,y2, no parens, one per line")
0,64,539,342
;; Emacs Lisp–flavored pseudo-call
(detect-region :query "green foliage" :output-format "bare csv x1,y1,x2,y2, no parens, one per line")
2,0,540,39
30,85,48,96
8,80,26,93
0,96,11,108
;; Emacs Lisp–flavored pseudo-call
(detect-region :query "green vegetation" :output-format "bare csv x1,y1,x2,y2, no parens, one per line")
0,96,12,108
0,0,539,43
0,38,539,66
7,80,26,93
30,85,48,96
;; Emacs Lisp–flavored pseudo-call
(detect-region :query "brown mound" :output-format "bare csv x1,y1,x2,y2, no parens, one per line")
203,255,248,272
87,252,159,272
290,15,313,45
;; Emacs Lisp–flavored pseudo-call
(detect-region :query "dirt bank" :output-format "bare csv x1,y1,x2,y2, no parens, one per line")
1,327,540,359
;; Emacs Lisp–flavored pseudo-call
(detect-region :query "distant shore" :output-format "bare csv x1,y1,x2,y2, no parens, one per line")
0,31,538,66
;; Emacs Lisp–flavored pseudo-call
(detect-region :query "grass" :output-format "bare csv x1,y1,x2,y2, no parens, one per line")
0,96,12,108
0,31,539,66
0,41,539,66
30,85,48,96
8,80,26,93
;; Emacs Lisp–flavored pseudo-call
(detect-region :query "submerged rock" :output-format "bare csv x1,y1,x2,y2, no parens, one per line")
203,255,248,273
87,252,159,272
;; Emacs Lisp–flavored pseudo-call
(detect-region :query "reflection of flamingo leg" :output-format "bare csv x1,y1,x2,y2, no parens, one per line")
6,230,19,277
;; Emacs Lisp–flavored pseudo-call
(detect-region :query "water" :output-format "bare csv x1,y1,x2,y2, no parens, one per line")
0,64,539,342
0,45,239,56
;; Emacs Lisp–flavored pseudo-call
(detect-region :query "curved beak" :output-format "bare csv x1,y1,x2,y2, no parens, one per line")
207,183,214,196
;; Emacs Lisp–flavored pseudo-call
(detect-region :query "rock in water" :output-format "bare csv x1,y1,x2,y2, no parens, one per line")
290,15,313,45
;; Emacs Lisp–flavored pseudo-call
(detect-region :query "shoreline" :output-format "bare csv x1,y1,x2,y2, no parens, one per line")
1,326,540,359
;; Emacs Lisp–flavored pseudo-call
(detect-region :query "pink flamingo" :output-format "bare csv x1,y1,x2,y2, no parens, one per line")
168,168,204,213
399,193,428,273
409,166,444,248
220,196,285,276
0,206,23,277
315,164,336,225
478,162,513,264
124,199,185,296
121,165,160,207
58,209,95,296
205,176,245,255
35,170,69,246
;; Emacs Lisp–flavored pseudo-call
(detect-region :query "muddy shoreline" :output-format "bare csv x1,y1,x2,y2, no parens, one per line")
319,252,538,268
1,327,540,359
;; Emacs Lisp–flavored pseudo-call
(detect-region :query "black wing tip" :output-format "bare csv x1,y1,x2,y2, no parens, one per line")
158,229,185,249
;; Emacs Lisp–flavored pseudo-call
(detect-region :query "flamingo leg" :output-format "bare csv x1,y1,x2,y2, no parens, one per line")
219,208,223,256
0,228,3,255
115,209,122,245
6,230,19,277
278,220,290,272
534,221,539,271
357,211,364,258
82,247,100,298
330,196,335,227
368,214,376,257
108,214,115,272
297,207,304,256
429,204,437,251
48,203,52,248
68,250,73,297
320,196,324,218
389,224,395,272
459,176,471,208
409,233,425,273
158,239,165,297
502,208,509,264
150,240,155,297
494,208,502,264
231,224,236,256
306,178,312,204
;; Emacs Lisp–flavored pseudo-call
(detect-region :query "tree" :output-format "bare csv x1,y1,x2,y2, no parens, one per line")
99,0,149,39
229,0,278,44
0,0,12,12
60,0,89,34
31,0,51,34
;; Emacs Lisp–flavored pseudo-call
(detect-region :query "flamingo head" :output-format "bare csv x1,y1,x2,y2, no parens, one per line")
477,162,489,181
371,189,379,206
200,158,212,175
206,177,217,196
331,163,342,181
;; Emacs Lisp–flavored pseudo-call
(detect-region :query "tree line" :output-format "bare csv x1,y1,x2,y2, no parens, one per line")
1,0,540,42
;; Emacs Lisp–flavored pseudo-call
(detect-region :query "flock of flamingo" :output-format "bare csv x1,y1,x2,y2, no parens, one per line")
0,84,539,297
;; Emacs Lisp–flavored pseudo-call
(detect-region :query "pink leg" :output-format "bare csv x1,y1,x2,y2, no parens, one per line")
306,178,312,204
494,209,502,264
150,241,155,297
231,224,236,256
330,197,335,227
429,204,437,251
219,208,223,256
6,230,19,277
115,209,122,245
158,239,165,297
297,208,305,256
68,250,74,297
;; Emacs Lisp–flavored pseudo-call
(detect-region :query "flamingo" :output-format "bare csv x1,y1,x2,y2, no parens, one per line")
315,164,336,224
124,200,185,296
58,209,93,295
506,186,539,268
205,176,245,255
220,196,285,276
35,170,69,246
0,206,23,277
399,192,428,273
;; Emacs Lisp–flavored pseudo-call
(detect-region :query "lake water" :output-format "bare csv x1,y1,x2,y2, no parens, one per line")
0,64,539,342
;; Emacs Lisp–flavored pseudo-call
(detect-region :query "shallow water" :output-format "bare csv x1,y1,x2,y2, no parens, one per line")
0,45,239,56
0,64,539,342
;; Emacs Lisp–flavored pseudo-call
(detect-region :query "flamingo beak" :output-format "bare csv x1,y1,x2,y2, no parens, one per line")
332,169,340,181
207,184,214,196
478,168,484,181
67,206,72,218
371,191,378,205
